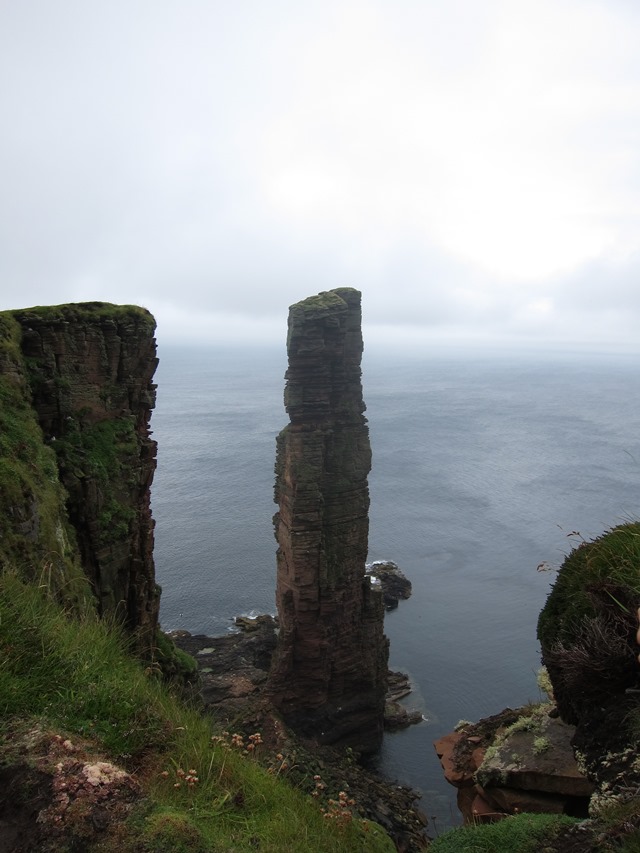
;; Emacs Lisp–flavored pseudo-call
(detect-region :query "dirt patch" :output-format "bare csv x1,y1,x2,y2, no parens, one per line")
0,723,140,853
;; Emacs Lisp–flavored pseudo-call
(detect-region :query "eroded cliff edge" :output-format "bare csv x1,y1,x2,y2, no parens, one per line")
268,288,389,754
0,302,159,655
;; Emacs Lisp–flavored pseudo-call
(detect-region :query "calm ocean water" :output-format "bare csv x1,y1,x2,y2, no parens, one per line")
151,342,640,827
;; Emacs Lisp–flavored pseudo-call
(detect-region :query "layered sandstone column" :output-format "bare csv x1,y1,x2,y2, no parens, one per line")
268,288,388,754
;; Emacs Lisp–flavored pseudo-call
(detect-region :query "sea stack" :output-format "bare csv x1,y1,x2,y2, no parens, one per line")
268,288,388,754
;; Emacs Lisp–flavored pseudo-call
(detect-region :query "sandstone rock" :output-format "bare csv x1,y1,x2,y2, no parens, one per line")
470,791,503,822
387,670,413,702
268,289,388,754
10,303,159,656
482,784,569,815
384,700,423,731
366,560,412,609
476,714,594,798
435,707,594,825
433,732,474,787
235,614,277,633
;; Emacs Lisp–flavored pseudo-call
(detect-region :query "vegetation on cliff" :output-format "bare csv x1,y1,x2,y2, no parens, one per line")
0,572,393,852
430,523,640,852
0,301,397,851
538,522,640,725
3,302,160,654
0,312,90,605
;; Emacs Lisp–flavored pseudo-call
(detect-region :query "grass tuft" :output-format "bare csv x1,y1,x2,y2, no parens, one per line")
429,812,578,852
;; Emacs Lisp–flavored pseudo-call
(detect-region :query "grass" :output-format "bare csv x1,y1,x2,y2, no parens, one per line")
537,522,640,649
429,813,578,852
9,302,155,329
0,314,90,606
0,572,394,852
52,415,140,546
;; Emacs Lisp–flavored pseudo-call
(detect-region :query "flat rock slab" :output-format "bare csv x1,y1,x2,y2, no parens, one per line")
171,624,277,717
478,714,594,798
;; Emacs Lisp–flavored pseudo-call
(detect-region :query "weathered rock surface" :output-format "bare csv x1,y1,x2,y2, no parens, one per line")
366,560,412,610
7,303,159,655
476,713,594,799
267,289,389,754
434,706,593,824
384,672,423,730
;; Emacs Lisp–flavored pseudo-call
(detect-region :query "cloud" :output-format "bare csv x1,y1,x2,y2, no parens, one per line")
1,0,639,352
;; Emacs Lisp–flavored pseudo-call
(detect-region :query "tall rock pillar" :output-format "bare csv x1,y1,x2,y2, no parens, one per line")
268,288,388,754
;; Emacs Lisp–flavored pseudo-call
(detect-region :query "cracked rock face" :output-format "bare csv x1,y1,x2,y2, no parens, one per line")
11,303,159,656
268,288,388,754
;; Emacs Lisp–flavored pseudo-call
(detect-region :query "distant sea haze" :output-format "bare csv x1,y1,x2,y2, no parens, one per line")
151,343,640,827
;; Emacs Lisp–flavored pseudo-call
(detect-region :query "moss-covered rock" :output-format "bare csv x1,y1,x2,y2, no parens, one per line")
0,313,90,608
537,523,640,725
0,302,160,657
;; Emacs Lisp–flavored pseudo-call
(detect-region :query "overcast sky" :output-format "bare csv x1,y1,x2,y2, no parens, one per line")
1,0,639,353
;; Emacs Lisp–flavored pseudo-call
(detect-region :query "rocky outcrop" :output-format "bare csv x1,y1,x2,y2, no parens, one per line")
268,288,389,754
2,302,159,656
434,706,593,824
366,560,412,610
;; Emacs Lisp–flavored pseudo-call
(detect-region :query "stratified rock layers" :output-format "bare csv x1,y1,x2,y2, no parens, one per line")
10,303,159,655
269,288,388,754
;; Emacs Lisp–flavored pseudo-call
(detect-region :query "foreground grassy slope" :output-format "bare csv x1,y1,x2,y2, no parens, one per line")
0,572,393,852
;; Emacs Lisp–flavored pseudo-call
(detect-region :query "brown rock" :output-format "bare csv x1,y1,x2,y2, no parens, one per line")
11,303,159,656
477,714,595,798
485,785,569,815
471,791,505,823
471,747,486,770
366,560,412,609
433,733,474,787
267,289,388,754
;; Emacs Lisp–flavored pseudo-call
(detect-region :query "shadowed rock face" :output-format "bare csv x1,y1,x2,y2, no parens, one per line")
11,303,159,656
268,288,388,754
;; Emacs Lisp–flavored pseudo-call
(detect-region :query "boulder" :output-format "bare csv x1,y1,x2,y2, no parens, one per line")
476,714,594,798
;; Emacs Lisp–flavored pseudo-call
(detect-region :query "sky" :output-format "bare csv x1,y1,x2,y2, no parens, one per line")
1,0,640,353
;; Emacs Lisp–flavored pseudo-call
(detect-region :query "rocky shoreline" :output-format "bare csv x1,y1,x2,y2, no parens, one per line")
171,617,429,852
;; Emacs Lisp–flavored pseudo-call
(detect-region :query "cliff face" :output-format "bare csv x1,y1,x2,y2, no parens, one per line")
0,302,159,655
268,288,388,754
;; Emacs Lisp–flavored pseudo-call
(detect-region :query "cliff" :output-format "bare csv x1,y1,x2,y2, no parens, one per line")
268,288,389,754
0,302,159,655
431,523,640,852
0,300,401,852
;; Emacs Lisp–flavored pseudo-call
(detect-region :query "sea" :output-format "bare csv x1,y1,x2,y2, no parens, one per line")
151,340,640,829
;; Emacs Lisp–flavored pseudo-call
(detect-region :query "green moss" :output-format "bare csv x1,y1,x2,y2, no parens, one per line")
0,316,90,607
537,522,640,650
9,301,155,329
429,813,578,853
137,810,208,853
532,736,550,755
53,416,140,547
154,629,199,684
294,290,348,315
